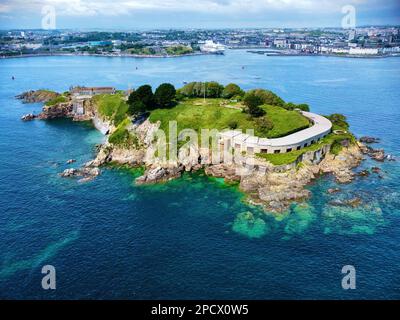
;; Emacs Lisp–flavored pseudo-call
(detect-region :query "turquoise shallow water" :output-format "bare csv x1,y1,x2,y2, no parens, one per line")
0,51,399,299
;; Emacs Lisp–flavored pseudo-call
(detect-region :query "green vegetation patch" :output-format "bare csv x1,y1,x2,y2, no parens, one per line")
108,118,139,148
93,93,129,126
165,45,193,55
45,95,67,106
148,98,309,140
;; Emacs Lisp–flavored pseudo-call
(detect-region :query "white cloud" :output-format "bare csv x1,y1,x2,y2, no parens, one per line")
0,0,374,16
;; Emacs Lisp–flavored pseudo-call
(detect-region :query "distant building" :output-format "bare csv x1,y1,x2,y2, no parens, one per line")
349,47,379,55
348,29,356,41
273,39,288,48
70,86,116,116
70,86,116,97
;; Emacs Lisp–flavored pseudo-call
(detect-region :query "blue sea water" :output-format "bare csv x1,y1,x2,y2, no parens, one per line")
0,51,399,299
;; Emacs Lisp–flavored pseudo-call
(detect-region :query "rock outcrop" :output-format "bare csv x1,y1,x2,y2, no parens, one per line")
359,136,380,144
136,165,183,184
21,113,36,121
38,102,73,120
60,167,100,183
16,90,60,104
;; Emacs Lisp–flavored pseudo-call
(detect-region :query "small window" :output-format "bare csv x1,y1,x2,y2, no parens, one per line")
235,143,241,149
297,146,301,151
274,150,280,154
286,148,292,152
261,148,268,154
311,140,315,144
304,143,308,148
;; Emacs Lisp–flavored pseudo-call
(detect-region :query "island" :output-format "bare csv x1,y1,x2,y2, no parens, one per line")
18,82,390,213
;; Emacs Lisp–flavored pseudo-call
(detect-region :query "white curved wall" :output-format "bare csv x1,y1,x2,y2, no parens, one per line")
219,111,332,155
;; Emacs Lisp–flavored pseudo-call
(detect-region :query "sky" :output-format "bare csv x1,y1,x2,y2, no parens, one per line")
0,0,399,30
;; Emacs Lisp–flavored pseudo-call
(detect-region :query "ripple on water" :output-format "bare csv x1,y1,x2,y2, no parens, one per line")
322,201,385,235
0,231,79,279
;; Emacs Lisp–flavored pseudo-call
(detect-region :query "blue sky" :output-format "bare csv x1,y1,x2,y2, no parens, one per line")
0,0,399,29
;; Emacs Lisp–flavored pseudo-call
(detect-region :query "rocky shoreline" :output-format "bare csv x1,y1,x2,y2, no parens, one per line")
19,89,395,214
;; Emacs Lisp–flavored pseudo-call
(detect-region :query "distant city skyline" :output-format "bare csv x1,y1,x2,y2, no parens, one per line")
0,0,399,30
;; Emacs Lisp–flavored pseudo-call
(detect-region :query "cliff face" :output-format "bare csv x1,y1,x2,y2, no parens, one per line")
38,102,73,119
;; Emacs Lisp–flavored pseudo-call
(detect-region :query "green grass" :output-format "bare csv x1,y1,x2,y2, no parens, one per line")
45,95,67,106
148,98,309,140
92,93,129,126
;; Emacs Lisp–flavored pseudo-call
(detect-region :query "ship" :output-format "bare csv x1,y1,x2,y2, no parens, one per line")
200,40,226,54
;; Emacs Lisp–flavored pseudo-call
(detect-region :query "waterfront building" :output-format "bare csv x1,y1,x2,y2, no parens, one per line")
349,47,379,55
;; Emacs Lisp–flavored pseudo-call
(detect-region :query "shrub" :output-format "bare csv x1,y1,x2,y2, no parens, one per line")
222,83,244,99
284,102,310,112
255,116,274,134
245,89,285,107
243,93,266,117
297,103,310,112
243,93,263,109
327,113,349,129
228,120,238,129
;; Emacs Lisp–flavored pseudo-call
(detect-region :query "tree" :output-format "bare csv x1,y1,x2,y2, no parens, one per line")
205,81,224,98
127,85,154,114
222,83,244,99
154,83,176,108
179,81,224,98
243,93,266,118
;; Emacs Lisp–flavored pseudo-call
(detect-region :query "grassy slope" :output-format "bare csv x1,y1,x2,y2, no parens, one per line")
149,98,309,139
92,93,129,125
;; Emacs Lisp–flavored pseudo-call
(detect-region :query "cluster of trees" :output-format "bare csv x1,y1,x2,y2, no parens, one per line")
179,82,244,99
128,81,310,121
242,88,311,118
128,83,176,115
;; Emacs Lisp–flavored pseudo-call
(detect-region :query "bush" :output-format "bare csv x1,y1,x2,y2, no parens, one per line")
297,103,310,112
284,102,309,112
327,113,349,129
228,120,238,129
243,93,263,109
255,116,274,134
222,83,244,99
154,83,176,108
245,89,285,107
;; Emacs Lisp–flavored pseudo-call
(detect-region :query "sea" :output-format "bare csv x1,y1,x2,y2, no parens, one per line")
0,50,399,299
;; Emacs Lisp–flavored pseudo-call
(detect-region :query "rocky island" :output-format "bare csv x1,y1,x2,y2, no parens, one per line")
19,82,391,214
